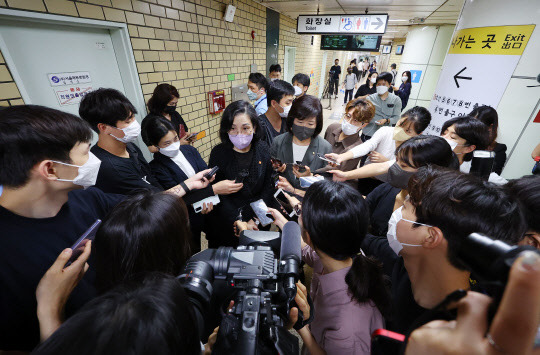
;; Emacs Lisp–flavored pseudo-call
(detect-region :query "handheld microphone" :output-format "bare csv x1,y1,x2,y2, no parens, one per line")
279,221,302,299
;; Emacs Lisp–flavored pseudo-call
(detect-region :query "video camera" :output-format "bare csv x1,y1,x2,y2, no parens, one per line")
178,222,309,355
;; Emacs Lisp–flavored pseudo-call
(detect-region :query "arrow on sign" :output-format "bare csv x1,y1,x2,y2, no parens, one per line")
453,67,472,88
372,17,384,30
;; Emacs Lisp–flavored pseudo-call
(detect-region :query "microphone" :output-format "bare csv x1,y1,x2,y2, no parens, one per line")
280,221,302,299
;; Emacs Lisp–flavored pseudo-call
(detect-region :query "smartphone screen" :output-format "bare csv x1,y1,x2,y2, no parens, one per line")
66,219,101,266
316,153,338,165
250,199,274,227
274,189,295,217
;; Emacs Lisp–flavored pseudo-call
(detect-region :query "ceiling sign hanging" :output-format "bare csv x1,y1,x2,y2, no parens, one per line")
297,14,388,34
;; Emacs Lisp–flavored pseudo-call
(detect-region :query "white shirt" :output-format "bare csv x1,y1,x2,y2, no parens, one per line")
170,150,196,178
292,143,309,163
350,126,396,165
460,161,508,185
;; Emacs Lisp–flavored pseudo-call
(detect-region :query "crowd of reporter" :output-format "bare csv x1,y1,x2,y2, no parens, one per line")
0,74,539,355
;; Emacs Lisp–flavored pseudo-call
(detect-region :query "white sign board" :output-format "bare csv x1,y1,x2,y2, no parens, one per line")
424,25,535,135
47,71,91,87
54,86,93,106
297,14,388,34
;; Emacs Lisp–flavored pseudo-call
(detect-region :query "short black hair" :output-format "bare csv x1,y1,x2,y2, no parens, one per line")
269,64,281,73
408,166,527,270
334,58,339,61
248,72,269,92
94,191,191,294
286,95,324,137
391,63,396,68
396,135,459,170
267,80,295,107
79,88,137,133
441,115,490,161
0,105,93,187
292,73,310,88
302,180,391,317
147,84,179,115
506,175,540,234
141,115,175,147
400,106,431,134
34,274,201,355
219,100,262,147
375,72,393,85
367,71,378,80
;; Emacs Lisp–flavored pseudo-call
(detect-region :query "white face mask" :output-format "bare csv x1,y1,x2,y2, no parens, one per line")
109,120,141,144
53,152,101,189
387,206,429,255
341,118,362,136
376,85,389,95
402,76,408,83
278,103,292,118
159,141,181,158
293,86,303,96
370,77,377,84
443,137,464,151
270,78,278,82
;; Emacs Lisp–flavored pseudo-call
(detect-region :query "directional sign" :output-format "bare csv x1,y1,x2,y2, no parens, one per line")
297,14,388,34
424,24,535,135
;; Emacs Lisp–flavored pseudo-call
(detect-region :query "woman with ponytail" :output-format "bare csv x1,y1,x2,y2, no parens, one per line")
269,180,391,354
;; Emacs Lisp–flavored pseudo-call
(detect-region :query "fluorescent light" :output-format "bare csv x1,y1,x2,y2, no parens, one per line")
389,19,408,21
386,31,399,32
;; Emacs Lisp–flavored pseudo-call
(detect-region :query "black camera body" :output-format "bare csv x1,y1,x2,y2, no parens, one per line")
179,222,303,355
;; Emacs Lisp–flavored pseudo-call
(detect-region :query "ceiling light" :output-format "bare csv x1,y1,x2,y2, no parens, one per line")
389,19,408,22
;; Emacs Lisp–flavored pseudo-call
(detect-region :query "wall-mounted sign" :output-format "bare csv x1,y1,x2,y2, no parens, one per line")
396,45,404,55
47,71,91,87
425,24,535,135
297,14,388,35
321,34,382,52
54,86,92,106
381,45,392,54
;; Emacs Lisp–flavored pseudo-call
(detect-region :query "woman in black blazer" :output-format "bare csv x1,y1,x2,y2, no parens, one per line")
206,100,277,248
142,116,238,253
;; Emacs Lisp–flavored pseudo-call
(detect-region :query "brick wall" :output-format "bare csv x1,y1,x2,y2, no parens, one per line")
0,0,331,159
387,38,406,73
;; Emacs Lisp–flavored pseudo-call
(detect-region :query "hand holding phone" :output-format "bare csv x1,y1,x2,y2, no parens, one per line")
67,219,101,267
317,153,339,166
203,166,219,180
274,188,296,217
250,199,274,227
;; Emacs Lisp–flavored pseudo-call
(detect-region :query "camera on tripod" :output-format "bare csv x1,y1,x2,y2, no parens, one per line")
178,222,310,355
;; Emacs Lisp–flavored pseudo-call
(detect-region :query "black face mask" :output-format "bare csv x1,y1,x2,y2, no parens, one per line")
164,106,177,114
387,162,415,190
292,124,315,141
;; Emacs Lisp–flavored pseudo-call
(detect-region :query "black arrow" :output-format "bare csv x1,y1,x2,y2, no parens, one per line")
372,17,384,30
454,67,472,88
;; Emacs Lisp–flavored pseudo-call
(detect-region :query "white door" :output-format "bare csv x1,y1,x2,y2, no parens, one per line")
283,46,296,83
0,19,125,117
0,16,149,157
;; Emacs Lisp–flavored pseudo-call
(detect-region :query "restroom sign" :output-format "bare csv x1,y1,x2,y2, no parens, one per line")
297,14,388,34
47,71,92,87
54,86,93,106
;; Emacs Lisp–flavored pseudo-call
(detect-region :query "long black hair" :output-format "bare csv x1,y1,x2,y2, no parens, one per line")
94,192,192,294
147,83,180,115
301,180,391,317
34,274,201,355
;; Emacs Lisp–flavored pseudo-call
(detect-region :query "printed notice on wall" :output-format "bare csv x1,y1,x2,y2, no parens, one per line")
54,86,93,106
425,25,535,135
47,72,92,87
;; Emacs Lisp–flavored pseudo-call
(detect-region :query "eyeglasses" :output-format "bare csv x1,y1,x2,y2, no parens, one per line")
229,127,254,135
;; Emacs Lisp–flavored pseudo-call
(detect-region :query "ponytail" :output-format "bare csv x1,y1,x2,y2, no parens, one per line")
345,254,392,318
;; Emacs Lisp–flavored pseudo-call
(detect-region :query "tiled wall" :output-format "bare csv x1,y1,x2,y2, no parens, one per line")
0,0,334,159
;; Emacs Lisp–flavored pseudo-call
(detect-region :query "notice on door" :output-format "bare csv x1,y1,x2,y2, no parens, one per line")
54,86,92,106
424,25,535,135
48,71,92,87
